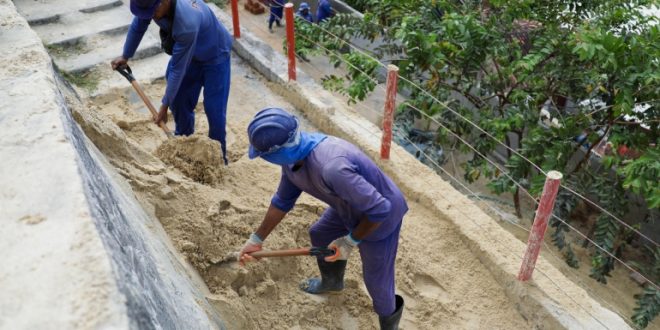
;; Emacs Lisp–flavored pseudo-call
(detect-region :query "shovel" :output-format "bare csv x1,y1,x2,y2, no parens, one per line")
115,65,174,138
214,246,337,266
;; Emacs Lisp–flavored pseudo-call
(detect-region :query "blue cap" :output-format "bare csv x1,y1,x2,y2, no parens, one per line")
300,2,310,10
247,108,299,159
130,0,161,19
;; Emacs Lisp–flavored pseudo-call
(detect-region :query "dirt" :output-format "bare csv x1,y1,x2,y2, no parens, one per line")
65,55,530,329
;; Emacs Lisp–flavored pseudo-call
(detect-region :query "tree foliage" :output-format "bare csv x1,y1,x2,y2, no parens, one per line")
295,0,659,326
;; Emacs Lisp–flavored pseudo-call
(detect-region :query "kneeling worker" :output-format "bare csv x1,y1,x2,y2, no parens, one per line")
239,108,407,329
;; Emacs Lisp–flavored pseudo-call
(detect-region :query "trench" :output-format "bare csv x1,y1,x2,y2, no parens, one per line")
62,53,530,329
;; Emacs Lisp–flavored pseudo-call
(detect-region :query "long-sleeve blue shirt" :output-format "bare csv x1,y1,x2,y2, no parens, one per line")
316,0,334,23
271,137,408,241
122,0,232,107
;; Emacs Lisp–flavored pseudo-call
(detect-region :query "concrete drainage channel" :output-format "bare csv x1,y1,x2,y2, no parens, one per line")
1,0,630,329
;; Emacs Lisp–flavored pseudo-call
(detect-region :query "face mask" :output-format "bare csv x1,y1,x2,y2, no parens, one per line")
260,147,302,165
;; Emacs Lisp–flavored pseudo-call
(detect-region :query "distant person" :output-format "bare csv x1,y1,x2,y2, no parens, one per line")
266,0,284,32
239,108,407,329
111,0,233,164
296,2,314,23
316,0,335,23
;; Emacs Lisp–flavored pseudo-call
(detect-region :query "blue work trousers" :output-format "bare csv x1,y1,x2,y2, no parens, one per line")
269,6,283,29
166,56,231,163
309,207,402,316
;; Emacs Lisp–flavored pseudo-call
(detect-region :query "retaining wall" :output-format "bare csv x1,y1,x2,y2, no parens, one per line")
0,1,223,329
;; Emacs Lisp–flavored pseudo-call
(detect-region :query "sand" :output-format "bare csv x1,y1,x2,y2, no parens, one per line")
65,55,529,329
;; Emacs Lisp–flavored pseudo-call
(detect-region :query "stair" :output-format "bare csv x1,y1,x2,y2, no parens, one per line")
32,5,133,46
54,29,162,74
94,52,171,95
14,0,169,94
15,0,123,25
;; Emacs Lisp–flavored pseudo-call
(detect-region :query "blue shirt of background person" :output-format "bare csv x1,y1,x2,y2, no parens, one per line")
316,0,334,23
297,2,314,23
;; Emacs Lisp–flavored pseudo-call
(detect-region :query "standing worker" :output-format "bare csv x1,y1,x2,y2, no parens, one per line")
111,0,233,165
266,0,284,33
316,0,335,23
296,2,314,23
239,108,407,329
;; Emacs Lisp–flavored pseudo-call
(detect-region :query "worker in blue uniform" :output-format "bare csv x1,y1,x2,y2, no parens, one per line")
316,0,335,23
239,108,407,329
111,0,233,164
296,2,314,23
267,0,284,32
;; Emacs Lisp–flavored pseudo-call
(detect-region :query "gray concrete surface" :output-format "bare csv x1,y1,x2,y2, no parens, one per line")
1,1,223,328
15,0,121,25
32,4,132,46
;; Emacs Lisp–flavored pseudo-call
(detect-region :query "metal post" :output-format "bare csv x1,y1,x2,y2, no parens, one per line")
231,0,240,39
284,3,296,81
380,65,399,159
518,170,563,281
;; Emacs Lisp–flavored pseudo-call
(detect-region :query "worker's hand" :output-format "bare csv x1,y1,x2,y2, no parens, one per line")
155,104,168,125
111,56,128,70
325,234,360,262
239,233,263,266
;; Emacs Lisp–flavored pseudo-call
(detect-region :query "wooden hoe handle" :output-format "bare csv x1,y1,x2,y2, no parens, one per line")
115,65,173,138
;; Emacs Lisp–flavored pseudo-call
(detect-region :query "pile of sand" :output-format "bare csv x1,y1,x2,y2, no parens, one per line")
156,135,226,185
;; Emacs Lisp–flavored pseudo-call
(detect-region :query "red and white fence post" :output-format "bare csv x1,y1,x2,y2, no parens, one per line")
380,65,399,159
284,3,296,81
230,0,240,39
518,170,563,281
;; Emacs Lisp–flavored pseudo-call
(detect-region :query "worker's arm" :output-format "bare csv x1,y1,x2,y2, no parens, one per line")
322,157,392,226
255,204,288,241
351,214,382,241
111,17,150,69
239,172,302,265
123,18,151,59
154,25,198,125
321,157,391,261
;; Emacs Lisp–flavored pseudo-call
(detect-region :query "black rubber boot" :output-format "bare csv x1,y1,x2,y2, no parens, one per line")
299,259,346,294
379,295,404,330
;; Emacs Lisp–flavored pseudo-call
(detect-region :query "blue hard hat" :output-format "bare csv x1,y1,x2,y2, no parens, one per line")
247,108,299,159
299,2,310,10
130,0,161,19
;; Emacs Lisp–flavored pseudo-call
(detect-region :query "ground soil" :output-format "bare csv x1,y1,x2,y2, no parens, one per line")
66,54,530,329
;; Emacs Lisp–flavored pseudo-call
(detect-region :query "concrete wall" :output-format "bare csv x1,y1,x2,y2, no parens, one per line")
0,1,223,328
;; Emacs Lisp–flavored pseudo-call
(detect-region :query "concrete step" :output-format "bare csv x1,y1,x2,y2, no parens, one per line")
32,4,133,46
54,28,163,74
14,0,123,26
94,52,170,95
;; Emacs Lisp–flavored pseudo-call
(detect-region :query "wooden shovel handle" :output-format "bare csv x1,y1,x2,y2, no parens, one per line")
247,246,336,258
249,248,312,258
130,80,173,137
115,65,172,138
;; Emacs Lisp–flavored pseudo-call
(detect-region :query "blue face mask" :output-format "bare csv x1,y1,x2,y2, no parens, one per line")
259,132,327,165
260,149,304,165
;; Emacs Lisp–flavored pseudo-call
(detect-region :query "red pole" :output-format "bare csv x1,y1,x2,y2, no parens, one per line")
518,171,563,281
380,65,399,159
230,0,240,39
284,3,296,81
